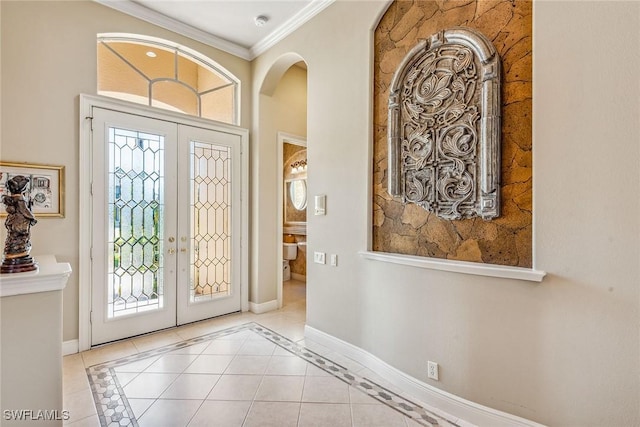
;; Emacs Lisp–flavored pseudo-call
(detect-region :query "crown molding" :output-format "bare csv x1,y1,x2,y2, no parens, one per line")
93,0,253,60
93,0,335,61
250,0,335,58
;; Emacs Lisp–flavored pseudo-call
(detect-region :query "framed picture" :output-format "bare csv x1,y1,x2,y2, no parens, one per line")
0,162,65,217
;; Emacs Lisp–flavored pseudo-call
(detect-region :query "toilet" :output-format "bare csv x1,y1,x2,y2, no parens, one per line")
283,243,298,281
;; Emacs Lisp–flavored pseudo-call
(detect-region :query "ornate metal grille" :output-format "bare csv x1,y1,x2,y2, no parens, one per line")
190,142,231,302
388,28,501,220
108,127,164,318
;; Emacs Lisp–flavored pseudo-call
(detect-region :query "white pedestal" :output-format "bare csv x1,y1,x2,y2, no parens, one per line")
0,255,71,426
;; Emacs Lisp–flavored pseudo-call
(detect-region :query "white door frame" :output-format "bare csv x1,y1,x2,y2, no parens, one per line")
79,94,249,351
277,131,307,309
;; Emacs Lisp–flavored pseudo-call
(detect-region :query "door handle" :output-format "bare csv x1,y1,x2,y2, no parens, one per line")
180,248,187,253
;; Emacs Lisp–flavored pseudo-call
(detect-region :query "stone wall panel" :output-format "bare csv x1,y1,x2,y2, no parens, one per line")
373,0,532,267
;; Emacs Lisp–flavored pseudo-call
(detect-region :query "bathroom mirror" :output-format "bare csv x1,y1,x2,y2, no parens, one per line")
285,179,307,225
290,179,307,210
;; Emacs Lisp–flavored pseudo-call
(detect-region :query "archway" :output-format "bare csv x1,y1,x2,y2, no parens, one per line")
251,52,308,313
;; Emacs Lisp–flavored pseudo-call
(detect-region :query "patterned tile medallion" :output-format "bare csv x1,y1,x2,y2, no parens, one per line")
86,323,460,427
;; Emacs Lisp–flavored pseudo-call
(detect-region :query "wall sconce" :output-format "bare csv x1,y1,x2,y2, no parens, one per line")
291,159,307,174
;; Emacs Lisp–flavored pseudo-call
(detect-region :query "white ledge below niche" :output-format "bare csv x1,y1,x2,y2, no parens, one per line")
359,251,546,282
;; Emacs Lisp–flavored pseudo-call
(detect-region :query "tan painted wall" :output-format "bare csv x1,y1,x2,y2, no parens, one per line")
373,0,533,267
252,1,639,425
0,0,251,342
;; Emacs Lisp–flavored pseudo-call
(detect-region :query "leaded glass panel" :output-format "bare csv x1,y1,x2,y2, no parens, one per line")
190,141,231,302
108,127,164,318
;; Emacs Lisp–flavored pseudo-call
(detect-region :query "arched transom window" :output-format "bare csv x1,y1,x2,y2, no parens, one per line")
97,34,239,125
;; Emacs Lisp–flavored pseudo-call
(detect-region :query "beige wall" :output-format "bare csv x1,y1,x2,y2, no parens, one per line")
1,291,63,426
252,1,639,425
0,0,251,342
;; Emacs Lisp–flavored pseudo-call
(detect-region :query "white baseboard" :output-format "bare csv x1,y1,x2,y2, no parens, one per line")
249,299,278,314
62,339,79,356
304,325,546,427
291,273,306,282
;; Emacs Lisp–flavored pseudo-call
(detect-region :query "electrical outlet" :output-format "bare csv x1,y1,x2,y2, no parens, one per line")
314,252,326,264
427,361,439,381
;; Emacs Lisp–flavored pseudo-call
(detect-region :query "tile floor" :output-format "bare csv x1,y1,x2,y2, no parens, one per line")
63,280,465,427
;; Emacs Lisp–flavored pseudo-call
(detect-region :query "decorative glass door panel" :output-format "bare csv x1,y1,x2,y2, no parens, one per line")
108,127,166,317
177,126,241,325
92,108,178,346
191,142,231,302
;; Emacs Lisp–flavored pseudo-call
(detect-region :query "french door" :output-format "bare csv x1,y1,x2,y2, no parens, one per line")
90,107,243,345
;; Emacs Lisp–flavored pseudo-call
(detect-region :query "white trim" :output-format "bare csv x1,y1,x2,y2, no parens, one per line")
305,325,547,427
0,258,71,298
80,94,246,135
359,250,546,282
250,0,335,58
249,299,278,314
240,116,250,313
277,134,284,309
63,339,79,356
93,0,252,60
79,96,94,352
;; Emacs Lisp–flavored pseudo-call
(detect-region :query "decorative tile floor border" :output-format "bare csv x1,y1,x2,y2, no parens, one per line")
86,322,460,427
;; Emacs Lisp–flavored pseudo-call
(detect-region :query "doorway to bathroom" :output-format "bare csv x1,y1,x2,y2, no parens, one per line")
279,132,307,309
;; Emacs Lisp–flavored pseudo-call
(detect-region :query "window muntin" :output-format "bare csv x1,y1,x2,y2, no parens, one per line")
98,35,239,125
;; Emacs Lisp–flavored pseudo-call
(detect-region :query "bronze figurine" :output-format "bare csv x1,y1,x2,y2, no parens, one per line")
1,175,38,273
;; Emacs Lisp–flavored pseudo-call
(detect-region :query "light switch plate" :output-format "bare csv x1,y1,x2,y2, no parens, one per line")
314,195,326,215
330,254,338,266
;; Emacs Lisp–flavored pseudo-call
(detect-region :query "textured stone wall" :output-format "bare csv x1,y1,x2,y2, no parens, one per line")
373,0,532,267
284,143,306,176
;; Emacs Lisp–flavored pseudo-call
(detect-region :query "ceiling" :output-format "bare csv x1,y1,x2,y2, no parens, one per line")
95,0,334,60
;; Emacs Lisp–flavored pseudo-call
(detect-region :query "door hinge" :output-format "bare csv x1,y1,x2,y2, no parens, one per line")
90,247,93,261
89,311,93,324
90,182,93,196
86,115,94,132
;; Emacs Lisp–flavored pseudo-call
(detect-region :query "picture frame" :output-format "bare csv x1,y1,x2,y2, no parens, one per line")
0,162,65,217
